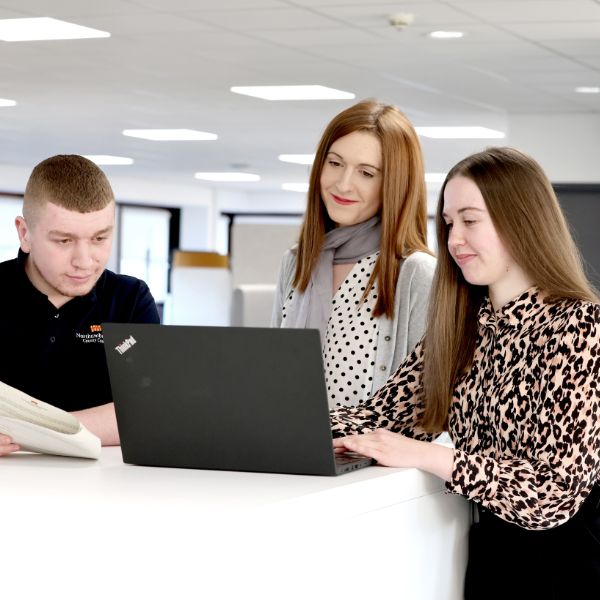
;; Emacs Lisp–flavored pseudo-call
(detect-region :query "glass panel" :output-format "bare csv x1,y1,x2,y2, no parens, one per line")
119,206,171,304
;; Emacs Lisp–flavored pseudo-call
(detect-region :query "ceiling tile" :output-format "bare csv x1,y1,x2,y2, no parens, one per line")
133,0,285,9
249,26,379,45
445,0,600,23
83,13,216,34
186,7,343,30
0,0,598,195
503,21,600,40
312,1,480,28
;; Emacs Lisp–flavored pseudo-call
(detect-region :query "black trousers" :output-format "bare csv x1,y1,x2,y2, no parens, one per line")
464,486,600,600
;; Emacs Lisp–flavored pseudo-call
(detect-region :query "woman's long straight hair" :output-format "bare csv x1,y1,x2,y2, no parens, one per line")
294,99,431,318
421,147,598,432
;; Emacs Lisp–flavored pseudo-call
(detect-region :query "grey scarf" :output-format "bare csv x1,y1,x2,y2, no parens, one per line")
287,215,381,342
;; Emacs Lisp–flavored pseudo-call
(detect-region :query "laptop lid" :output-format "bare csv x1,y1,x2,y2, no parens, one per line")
102,323,365,476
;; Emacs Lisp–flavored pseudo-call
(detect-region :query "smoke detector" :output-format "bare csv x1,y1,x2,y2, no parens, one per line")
388,12,415,31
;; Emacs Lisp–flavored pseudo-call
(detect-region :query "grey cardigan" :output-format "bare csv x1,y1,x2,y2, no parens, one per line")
271,249,436,397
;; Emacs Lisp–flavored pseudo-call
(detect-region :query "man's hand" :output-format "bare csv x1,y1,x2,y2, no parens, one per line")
71,402,119,446
0,434,20,457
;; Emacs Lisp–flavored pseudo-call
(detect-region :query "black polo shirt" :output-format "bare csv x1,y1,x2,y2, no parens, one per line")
0,251,160,412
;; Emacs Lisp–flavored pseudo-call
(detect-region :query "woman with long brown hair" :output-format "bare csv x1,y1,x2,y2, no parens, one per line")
272,99,435,408
332,147,600,598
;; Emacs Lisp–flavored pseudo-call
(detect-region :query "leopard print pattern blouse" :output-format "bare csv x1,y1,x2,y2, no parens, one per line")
330,287,600,530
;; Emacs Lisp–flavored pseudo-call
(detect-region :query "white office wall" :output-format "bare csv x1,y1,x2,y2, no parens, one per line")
0,196,21,262
507,114,600,183
230,221,301,287
109,174,214,208
243,190,307,214
168,266,231,326
227,219,301,327
180,205,211,251
0,165,29,195
179,188,305,255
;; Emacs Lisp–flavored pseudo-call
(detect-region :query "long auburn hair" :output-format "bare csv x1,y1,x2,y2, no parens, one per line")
421,147,598,431
293,99,430,318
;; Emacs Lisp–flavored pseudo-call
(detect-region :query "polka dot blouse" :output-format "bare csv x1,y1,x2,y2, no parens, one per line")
324,253,380,408
281,253,381,408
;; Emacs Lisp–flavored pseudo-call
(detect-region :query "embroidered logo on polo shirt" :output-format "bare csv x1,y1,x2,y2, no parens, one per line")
75,331,104,344
76,325,104,344
115,335,136,355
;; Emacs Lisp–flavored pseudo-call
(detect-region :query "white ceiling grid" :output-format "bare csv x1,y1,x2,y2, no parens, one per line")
0,0,597,191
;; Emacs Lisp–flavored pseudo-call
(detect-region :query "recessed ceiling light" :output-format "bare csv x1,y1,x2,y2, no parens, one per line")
428,30,464,39
278,154,315,165
425,172,447,183
575,86,600,94
0,98,16,107
123,129,217,141
194,172,260,182
84,155,134,166
416,126,505,139
230,85,355,101
0,17,110,42
282,183,309,193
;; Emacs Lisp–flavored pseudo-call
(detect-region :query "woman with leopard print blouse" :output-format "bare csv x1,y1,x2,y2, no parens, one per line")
331,147,599,599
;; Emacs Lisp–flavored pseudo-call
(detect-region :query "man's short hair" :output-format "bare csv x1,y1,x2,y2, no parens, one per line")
23,155,115,222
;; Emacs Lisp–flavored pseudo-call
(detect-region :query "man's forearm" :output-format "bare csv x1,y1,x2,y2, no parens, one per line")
72,402,120,446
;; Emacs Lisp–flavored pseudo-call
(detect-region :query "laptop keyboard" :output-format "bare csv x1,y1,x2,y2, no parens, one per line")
335,452,367,465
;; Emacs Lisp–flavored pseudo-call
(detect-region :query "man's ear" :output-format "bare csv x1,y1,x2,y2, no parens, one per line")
15,216,31,253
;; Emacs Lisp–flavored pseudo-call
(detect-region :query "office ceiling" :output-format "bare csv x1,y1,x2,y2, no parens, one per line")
0,0,599,197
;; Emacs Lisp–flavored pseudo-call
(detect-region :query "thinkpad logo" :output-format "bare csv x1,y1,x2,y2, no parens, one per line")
115,335,137,355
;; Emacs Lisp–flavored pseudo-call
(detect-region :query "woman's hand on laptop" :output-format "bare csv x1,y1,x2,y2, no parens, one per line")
333,429,420,467
0,434,20,456
333,429,454,481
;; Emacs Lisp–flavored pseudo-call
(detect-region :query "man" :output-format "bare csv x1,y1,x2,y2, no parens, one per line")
0,155,160,456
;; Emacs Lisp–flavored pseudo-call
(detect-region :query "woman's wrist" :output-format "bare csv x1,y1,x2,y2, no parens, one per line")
414,440,455,482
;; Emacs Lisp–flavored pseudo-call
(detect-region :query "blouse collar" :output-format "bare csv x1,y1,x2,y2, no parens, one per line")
478,286,547,330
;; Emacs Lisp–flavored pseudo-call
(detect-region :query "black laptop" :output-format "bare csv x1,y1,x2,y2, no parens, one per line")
102,323,373,476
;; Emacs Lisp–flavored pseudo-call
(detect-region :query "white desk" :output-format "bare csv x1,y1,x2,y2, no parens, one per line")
3,448,469,600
